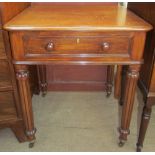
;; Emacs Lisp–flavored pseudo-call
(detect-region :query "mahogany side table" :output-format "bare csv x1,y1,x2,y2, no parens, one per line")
4,4,152,148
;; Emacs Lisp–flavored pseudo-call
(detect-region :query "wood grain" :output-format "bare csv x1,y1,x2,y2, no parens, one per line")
0,60,13,90
114,65,122,99
31,2,118,6
23,32,131,55
4,5,152,31
9,30,148,66
0,30,6,59
0,2,30,25
0,91,17,122
15,65,36,141
46,65,107,91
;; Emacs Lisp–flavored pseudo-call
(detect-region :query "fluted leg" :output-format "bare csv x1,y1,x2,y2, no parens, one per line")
15,65,36,147
106,65,115,97
119,65,140,146
119,66,128,106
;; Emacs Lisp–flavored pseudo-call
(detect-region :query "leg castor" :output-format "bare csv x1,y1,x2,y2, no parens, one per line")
106,92,111,98
136,147,142,152
136,144,142,152
42,91,47,97
118,140,125,147
29,140,36,148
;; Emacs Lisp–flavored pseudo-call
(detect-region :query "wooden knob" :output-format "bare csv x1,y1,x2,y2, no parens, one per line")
102,42,110,50
46,42,54,51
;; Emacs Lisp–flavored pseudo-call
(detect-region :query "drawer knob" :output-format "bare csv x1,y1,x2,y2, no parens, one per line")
102,42,110,50
46,42,54,51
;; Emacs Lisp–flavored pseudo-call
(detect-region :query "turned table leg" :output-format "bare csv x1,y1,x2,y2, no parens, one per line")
136,98,153,152
106,65,115,97
37,65,47,97
119,65,140,146
15,65,36,148
119,66,128,106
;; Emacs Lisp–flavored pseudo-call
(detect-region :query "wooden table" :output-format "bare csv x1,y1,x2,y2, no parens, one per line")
4,4,152,148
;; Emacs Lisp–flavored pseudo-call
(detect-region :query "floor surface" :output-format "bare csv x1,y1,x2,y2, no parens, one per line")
0,89,154,152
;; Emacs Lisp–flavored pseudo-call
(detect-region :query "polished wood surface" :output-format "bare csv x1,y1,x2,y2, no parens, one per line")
9,31,146,65
0,31,6,59
31,2,118,6
114,65,122,99
0,2,30,25
23,32,130,55
47,65,107,91
0,60,13,90
0,91,17,121
119,65,140,141
15,65,36,142
4,5,152,31
4,4,152,148
128,3,155,152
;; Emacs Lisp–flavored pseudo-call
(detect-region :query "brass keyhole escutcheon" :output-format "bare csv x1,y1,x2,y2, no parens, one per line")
76,38,80,44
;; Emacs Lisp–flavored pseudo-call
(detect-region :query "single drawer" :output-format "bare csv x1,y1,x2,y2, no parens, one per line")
0,60,12,88
23,33,131,56
0,91,17,121
0,31,6,59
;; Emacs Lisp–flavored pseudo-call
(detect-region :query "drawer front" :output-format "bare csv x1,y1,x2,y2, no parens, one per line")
0,31,6,59
22,32,132,56
0,60,12,88
10,31,137,63
0,91,17,121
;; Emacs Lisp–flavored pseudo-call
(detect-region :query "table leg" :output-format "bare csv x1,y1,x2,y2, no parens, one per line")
119,66,128,106
114,65,122,99
15,65,36,147
106,65,115,97
119,65,140,146
136,98,152,152
37,65,47,97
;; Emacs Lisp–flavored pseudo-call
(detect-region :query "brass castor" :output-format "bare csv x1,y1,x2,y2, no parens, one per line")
136,144,142,152
136,147,142,152
106,92,111,98
29,140,35,148
42,91,47,97
118,141,125,147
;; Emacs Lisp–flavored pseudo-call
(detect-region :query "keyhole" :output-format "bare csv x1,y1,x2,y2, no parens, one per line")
77,38,80,44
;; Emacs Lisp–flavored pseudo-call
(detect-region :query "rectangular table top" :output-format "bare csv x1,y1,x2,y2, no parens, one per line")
4,4,152,31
